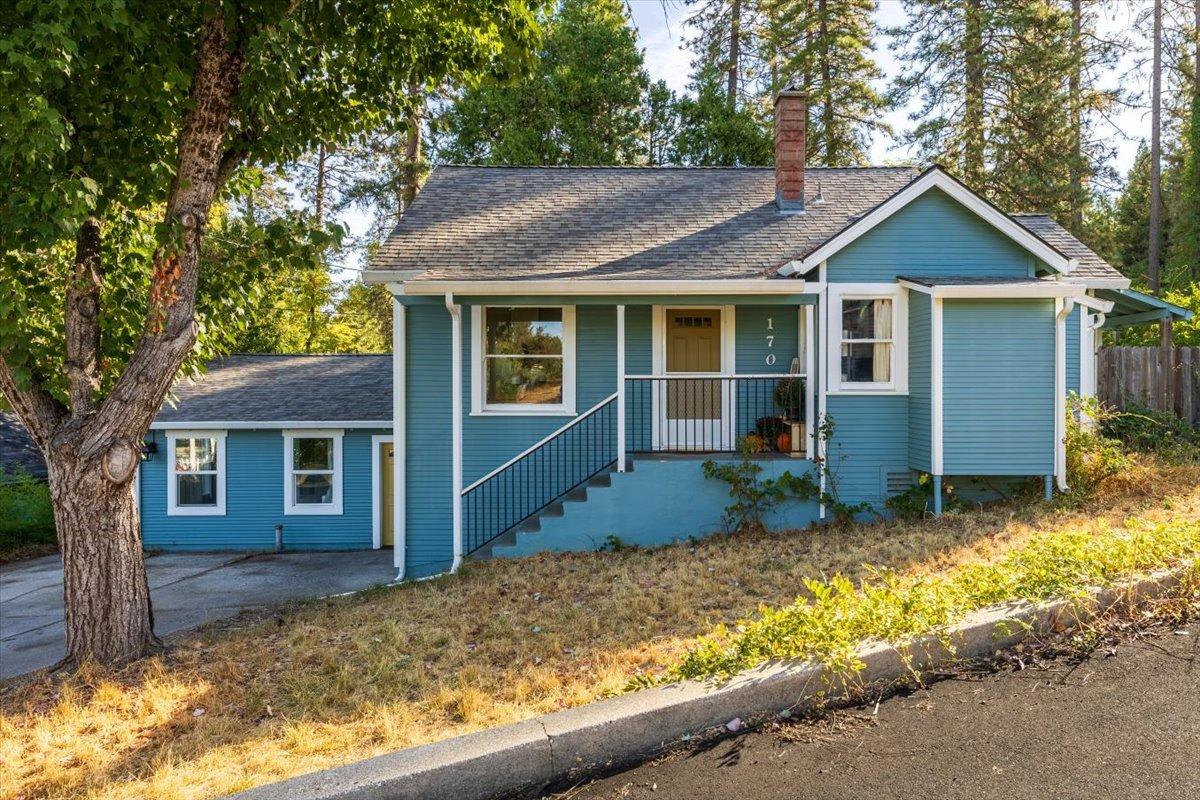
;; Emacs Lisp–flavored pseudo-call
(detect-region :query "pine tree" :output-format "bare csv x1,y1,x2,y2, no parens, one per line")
436,0,649,165
672,64,774,165
1169,0,1200,284
643,80,680,165
760,0,891,165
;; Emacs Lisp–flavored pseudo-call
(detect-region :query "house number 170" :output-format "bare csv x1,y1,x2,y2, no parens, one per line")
765,317,776,365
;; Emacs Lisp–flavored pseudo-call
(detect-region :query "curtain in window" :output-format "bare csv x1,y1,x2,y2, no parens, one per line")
872,299,892,382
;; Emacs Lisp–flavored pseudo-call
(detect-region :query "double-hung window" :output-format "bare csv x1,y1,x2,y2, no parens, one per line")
828,285,906,393
167,431,226,515
472,306,576,414
283,430,344,515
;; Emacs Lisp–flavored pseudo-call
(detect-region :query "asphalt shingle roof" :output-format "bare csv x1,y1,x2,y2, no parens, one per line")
373,166,924,280
373,166,1127,284
155,354,391,425
1012,214,1125,281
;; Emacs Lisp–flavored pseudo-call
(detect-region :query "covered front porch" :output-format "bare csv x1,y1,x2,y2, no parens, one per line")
391,281,820,562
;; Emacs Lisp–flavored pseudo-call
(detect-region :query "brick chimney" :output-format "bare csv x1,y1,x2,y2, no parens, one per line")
774,87,807,212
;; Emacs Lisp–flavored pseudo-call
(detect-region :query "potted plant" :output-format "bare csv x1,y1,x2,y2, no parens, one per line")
774,378,803,421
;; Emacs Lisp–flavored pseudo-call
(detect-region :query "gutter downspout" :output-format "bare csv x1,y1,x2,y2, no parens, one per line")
1054,298,1075,492
446,293,464,573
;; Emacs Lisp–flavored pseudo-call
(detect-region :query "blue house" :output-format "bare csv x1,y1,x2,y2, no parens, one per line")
140,90,1191,579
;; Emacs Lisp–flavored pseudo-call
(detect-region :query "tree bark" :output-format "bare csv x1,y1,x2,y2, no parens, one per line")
51,455,156,665
818,0,834,165
0,6,250,668
401,84,424,213
963,0,986,187
727,0,741,110
1150,0,1167,344
314,143,328,226
1068,0,1083,232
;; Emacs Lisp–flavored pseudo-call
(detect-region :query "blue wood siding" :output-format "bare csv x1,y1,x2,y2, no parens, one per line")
825,395,910,503
908,292,932,473
826,188,1036,282
139,428,386,551
942,299,1054,475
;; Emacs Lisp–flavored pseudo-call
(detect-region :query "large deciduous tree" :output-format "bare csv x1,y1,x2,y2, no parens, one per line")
0,0,538,668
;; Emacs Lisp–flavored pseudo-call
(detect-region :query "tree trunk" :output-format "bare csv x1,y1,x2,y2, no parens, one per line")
314,143,328,226
818,0,834,165
401,84,424,214
1150,0,1167,344
727,0,741,110
963,0,985,187
50,453,156,666
1069,0,1083,232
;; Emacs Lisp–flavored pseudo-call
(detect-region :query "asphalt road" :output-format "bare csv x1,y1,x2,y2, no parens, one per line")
561,622,1200,800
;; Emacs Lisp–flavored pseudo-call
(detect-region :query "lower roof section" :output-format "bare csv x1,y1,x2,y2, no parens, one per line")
1097,287,1195,328
898,276,1087,299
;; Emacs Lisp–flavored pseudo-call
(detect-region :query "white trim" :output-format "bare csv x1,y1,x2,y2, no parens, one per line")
1054,298,1074,490
166,430,227,516
1074,294,1116,314
393,299,406,577
471,304,577,416
1080,312,1097,400
826,283,908,395
817,285,829,519
1078,277,1132,290
461,393,620,495
369,277,809,294
897,279,1088,299
447,294,464,572
616,304,626,472
370,434,394,550
779,169,1075,276
150,420,387,430
931,298,944,475
282,429,344,515
803,304,816,459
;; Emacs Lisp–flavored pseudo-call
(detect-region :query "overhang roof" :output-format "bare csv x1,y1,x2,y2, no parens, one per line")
898,276,1089,299
1097,287,1195,328
152,354,392,428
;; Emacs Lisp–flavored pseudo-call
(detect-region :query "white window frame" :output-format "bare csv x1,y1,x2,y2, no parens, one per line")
283,429,344,515
826,283,908,394
166,430,227,516
471,305,577,416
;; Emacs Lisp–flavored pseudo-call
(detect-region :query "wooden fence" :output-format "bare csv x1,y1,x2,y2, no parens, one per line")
1098,346,1200,424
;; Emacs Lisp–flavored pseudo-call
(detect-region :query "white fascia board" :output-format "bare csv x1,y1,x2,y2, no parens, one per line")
1074,294,1116,314
785,169,1075,276
150,420,389,430
1078,277,1132,290
399,278,807,296
362,269,423,285
897,280,1090,299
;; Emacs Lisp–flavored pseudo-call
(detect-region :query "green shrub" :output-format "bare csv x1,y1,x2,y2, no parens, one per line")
669,518,1200,681
1065,394,1133,494
1101,402,1200,464
0,468,56,554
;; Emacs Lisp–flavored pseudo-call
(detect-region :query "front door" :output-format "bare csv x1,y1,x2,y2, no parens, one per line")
379,442,394,547
664,309,728,450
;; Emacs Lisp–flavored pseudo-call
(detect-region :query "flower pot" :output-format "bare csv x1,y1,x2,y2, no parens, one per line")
776,431,791,453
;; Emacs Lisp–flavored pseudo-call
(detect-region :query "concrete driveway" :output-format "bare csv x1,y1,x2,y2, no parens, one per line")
0,550,397,680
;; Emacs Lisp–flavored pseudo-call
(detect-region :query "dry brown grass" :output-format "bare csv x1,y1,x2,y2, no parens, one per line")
3,460,1199,800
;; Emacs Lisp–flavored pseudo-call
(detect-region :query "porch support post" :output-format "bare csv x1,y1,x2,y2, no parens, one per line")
393,298,406,580
932,475,943,516
804,304,816,458
446,293,464,572
931,297,944,477
616,304,626,472
1043,474,1054,501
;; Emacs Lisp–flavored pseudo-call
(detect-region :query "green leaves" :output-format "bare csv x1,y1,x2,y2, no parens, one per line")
0,0,541,406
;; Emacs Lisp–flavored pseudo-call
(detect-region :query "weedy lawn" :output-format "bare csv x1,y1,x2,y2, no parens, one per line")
3,460,1199,800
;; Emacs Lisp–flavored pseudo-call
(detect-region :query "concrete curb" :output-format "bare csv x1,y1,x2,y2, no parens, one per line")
227,566,1191,800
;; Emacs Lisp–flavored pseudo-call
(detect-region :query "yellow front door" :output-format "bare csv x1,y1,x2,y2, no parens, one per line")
666,309,723,422
380,442,394,547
